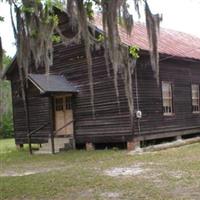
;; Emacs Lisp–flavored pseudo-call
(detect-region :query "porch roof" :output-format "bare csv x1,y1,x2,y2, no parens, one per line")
28,74,78,94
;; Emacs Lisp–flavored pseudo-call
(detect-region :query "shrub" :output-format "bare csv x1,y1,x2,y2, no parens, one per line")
0,112,13,138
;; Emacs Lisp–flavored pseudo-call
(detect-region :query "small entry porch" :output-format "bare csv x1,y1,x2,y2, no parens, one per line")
27,73,78,154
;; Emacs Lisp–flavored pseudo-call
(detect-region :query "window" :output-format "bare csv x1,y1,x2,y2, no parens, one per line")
65,96,72,110
191,84,199,113
162,82,173,115
55,98,64,111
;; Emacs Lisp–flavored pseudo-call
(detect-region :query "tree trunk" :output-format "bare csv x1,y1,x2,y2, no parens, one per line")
18,66,31,153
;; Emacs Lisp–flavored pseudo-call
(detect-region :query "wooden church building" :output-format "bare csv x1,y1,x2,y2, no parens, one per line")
4,11,200,153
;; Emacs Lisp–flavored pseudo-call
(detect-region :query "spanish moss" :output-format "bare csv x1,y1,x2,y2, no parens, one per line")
7,0,161,128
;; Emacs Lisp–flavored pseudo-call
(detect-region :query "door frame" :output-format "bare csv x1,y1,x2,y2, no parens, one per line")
53,94,74,137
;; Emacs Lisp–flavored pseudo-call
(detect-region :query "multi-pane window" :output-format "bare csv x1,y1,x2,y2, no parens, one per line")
191,84,199,113
65,96,72,110
162,82,173,115
55,96,72,111
55,98,64,111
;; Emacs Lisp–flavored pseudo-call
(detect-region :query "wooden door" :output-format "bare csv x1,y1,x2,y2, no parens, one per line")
64,96,74,135
54,95,73,136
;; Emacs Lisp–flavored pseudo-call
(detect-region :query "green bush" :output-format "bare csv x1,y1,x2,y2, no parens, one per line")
0,112,13,138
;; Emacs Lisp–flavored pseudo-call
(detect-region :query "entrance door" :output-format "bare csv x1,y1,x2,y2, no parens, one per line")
54,95,73,136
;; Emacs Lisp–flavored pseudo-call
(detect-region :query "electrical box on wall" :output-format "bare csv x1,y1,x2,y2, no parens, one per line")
136,110,142,119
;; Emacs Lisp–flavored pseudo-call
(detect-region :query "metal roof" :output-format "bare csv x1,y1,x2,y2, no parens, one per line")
93,17,200,61
4,16,200,80
28,74,78,94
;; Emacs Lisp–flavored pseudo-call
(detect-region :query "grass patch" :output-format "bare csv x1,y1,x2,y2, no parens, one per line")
0,138,17,154
0,139,200,200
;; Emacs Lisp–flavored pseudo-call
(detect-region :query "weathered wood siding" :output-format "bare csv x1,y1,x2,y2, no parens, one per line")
9,68,51,144
8,43,200,145
135,57,200,140
51,44,133,143
51,43,200,144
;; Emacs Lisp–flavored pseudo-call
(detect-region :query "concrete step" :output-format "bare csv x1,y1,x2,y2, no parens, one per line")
34,137,74,154
34,150,59,154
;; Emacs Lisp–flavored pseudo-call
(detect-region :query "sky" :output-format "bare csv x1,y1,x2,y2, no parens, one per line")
0,0,200,57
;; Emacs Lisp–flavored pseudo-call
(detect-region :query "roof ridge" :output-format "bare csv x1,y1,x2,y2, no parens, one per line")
93,13,200,40
92,14,200,61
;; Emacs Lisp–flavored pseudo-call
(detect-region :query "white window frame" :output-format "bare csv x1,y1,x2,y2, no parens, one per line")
191,84,200,113
162,81,173,116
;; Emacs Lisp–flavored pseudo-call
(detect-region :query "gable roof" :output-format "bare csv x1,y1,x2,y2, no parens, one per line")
28,74,78,94
93,17,200,61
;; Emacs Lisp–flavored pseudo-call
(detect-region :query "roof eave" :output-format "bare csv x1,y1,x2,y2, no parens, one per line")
28,75,46,94
1,55,17,80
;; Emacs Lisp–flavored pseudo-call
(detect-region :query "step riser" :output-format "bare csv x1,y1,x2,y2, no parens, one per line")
35,137,73,154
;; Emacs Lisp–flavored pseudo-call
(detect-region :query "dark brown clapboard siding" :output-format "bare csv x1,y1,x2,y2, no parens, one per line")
135,57,200,139
10,73,51,144
9,41,200,145
50,43,200,144
51,44,134,143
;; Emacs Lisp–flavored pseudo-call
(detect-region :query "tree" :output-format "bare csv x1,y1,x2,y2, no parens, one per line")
0,16,4,76
0,53,13,138
1,0,161,136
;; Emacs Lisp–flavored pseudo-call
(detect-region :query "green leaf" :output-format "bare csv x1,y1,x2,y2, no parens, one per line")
84,0,94,20
97,34,104,42
129,45,140,59
20,6,35,14
51,35,61,43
